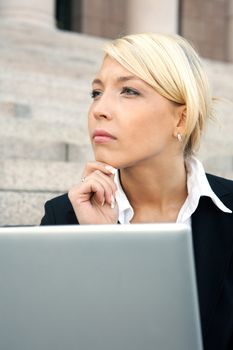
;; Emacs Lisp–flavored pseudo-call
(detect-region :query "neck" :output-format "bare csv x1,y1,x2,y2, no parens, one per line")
119,155,187,220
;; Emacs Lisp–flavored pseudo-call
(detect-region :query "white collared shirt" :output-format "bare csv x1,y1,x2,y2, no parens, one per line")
114,156,232,225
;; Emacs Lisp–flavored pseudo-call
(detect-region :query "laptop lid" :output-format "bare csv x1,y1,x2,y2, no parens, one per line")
0,224,203,350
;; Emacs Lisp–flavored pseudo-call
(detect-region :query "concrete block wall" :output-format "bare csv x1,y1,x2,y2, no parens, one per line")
0,22,232,226
0,22,102,225
198,60,233,178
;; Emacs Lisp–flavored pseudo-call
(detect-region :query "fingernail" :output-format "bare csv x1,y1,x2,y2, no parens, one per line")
101,198,105,206
105,165,117,175
110,194,115,209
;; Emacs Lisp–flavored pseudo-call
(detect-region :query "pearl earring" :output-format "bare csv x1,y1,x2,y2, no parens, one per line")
177,133,182,142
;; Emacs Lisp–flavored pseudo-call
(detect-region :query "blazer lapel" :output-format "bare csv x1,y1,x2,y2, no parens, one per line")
66,208,79,224
191,175,233,343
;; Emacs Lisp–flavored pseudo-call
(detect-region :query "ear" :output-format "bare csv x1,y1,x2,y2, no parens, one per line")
173,105,186,137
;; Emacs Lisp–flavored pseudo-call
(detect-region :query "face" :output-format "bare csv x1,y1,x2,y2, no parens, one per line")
88,56,184,169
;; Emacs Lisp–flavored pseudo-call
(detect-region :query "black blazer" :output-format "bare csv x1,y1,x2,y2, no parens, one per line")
41,173,233,350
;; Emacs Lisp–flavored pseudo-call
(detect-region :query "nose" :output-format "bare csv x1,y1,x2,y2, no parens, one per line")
90,92,113,120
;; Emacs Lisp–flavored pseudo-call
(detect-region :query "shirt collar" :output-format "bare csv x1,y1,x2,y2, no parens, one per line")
176,156,232,223
114,156,232,224
114,171,134,224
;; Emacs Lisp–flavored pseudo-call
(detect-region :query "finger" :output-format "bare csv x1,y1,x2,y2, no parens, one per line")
89,170,117,194
83,172,116,206
70,171,116,208
69,180,106,207
82,161,117,179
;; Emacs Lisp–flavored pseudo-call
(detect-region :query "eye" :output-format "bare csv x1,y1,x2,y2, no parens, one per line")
121,87,140,96
90,90,102,99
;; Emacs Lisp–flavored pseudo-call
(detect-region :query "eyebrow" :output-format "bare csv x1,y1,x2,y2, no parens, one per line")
92,75,141,86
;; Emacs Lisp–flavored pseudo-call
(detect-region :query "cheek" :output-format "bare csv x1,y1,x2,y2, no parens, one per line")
130,109,174,146
87,109,93,136
129,112,157,136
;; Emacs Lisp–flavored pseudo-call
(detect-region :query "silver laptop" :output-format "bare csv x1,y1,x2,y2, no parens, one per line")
0,224,203,350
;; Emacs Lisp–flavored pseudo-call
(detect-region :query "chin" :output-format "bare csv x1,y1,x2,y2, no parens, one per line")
93,148,134,169
95,156,133,170
94,151,120,168
95,156,117,168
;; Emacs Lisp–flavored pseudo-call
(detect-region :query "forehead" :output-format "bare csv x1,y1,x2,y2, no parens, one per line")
99,56,130,74
93,56,143,85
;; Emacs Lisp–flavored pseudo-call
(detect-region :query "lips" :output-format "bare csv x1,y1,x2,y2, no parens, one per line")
92,129,116,143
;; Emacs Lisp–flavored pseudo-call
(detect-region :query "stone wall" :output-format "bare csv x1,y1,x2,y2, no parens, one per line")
70,0,233,63
181,0,229,62
0,22,103,225
81,0,127,39
0,22,232,226
198,59,233,176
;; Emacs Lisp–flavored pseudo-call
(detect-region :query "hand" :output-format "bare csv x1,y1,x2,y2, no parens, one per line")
68,162,119,224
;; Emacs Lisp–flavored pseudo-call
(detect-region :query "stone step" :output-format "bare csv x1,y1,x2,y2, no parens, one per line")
197,110,233,161
0,116,89,144
0,25,105,83
0,69,92,124
0,100,89,125
0,139,93,162
0,23,106,67
201,155,233,179
203,61,233,100
0,71,91,108
0,139,67,161
0,22,107,54
0,159,92,192
0,190,62,226
204,59,233,76
0,48,99,80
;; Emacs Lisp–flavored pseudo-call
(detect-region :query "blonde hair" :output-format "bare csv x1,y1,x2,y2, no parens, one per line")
104,33,212,157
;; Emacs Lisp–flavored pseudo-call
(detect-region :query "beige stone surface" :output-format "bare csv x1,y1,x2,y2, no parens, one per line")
202,155,233,179
197,59,233,174
0,0,55,28
0,159,84,192
127,0,179,34
0,23,105,150
68,144,94,162
0,139,67,161
0,191,61,226
0,22,104,225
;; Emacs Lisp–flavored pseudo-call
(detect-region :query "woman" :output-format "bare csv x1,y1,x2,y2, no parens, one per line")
41,33,233,350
